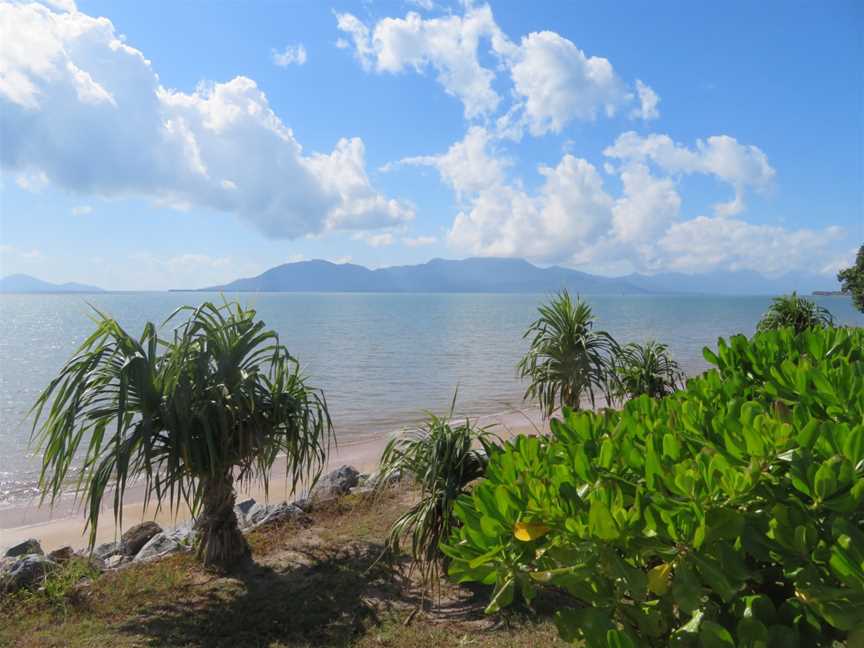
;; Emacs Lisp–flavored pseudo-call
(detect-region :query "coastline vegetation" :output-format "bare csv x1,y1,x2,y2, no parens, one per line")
30,301,332,569
5,289,862,646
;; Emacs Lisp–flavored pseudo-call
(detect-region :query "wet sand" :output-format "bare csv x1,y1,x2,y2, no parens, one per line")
0,409,545,553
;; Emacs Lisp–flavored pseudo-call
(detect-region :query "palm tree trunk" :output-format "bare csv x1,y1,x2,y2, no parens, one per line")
195,473,248,568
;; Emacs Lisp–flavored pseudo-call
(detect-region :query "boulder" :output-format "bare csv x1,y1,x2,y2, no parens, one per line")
47,546,74,563
92,541,122,561
134,533,182,562
310,465,359,500
234,498,257,528
121,521,162,556
166,522,197,547
0,554,57,593
245,502,307,530
104,554,129,569
4,538,43,558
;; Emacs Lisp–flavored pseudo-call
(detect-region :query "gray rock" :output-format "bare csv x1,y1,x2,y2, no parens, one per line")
4,538,43,558
166,522,198,546
246,502,306,530
104,554,129,569
234,498,257,528
0,554,57,593
47,546,74,563
292,497,313,512
121,521,162,556
93,541,122,560
311,465,360,500
134,532,183,562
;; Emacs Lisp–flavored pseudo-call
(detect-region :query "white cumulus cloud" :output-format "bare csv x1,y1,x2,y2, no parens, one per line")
0,2,410,238
400,128,846,275
336,3,658,134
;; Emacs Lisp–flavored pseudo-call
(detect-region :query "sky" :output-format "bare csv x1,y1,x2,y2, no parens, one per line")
0,0,861,290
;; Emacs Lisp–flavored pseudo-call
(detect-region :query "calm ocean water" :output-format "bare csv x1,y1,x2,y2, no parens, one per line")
1,292,861,506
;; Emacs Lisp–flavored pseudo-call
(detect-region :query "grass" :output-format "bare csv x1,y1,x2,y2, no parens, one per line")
0,490,569,648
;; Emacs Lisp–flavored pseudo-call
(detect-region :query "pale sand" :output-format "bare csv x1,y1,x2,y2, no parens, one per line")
0,409,545,553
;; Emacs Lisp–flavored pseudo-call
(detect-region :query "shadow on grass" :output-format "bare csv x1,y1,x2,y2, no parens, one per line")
119,541,418,648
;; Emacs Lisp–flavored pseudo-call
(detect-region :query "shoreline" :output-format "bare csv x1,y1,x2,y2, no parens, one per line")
0,408,544,553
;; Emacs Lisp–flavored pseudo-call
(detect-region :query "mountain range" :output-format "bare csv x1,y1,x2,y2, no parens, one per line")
0,274,104,293
192,258,843,296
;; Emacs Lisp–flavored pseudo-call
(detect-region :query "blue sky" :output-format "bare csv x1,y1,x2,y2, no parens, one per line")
0,0,861,289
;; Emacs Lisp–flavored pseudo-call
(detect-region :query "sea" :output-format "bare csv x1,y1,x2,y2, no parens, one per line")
1,292,861,507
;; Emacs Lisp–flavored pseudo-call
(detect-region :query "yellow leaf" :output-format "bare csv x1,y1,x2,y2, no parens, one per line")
647,562,672,596
513,521,550,542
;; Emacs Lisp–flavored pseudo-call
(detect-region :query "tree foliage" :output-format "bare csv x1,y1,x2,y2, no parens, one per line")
375,398,499,591
611,340,684,403
838,244,864,313
32,301,332,568
756,292,834,333
517,291,618,417
444,327,864,646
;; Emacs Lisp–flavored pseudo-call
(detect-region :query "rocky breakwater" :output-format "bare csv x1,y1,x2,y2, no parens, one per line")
1,465,369,594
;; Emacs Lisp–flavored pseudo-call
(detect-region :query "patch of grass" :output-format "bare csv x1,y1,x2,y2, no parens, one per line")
0,490,569,647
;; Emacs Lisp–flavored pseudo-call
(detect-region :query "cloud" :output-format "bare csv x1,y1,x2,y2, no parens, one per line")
403,128,845,275
657,218,845,276
504,31,631,136
402,235,436,247
353,231,395,247
71,205,92,215
631,80,660,120
395,126,507,197
605,132,775,216
335,5,505,118
336,3,657,134
271,44,307,67
0,2,410,238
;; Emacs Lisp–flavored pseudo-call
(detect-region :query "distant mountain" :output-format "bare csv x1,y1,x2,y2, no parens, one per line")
194,258,648,294
625,270,843,296
0,274,104,293
190,257,842,296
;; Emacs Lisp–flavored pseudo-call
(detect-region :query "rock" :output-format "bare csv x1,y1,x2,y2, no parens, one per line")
234,498,257,528
0,554,57,593
134,533,182,562
121,521,162,556
93,541,122,561
357,473,370,486
292,497,313,512
4,538,43,558
245,502,307,530
47,546,74,563
311,465,360,500
104,554,129,569
166,522,197,547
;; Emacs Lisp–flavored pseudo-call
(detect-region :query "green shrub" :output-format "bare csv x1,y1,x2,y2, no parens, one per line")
611,340,684,403
756,292,834,333
443,327,864,647
375,400,499,591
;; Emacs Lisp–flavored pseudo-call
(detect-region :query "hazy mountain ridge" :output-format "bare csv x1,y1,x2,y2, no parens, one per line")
0,274,104,293
193,258,841,296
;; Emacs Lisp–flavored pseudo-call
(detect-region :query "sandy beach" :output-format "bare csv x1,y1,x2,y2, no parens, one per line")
0,408,545,553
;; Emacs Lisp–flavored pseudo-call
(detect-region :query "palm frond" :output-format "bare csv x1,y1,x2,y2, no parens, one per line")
375,399,499,592
31,301,332,560
757,292,835,334
517,290,618,417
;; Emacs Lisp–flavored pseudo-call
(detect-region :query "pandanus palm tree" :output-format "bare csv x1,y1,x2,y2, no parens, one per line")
31,301,332,568
374,396,498,592
612,340,684,403
756,292,834,334
517,290,618,418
